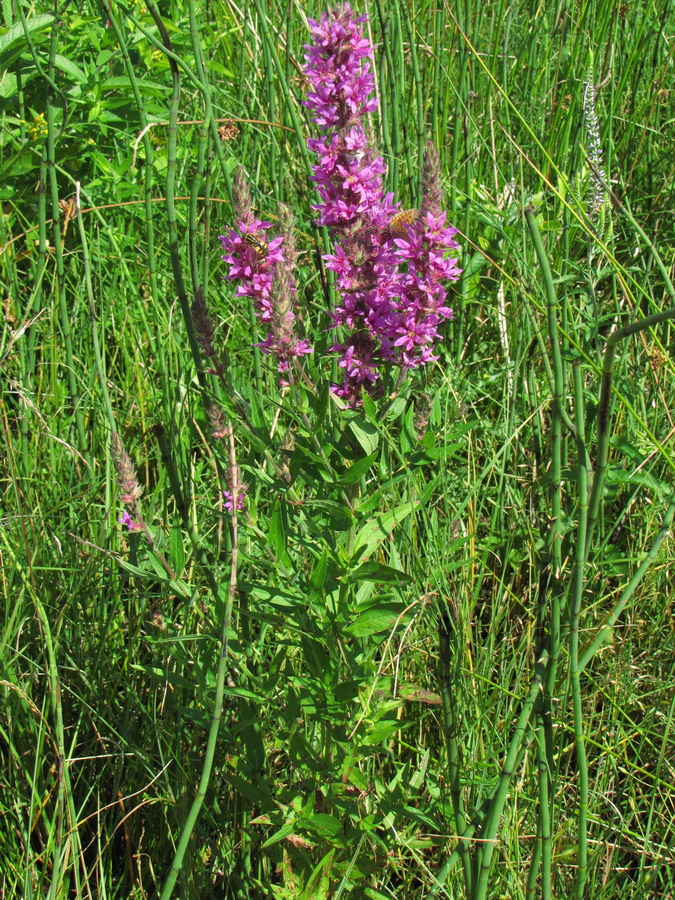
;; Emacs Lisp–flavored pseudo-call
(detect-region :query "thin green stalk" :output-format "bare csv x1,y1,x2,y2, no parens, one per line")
159,424,241,900
571,360,589,898
579,494,675,672
438,611,473,896
8,544,85,897
74,186,116,433
187,4,211,295
472,652,548,900
146,5,208,401
102,0,169,398
401,4,424,204
526,206,564,900
429,729,538,898
392,3,412,193
110,0,232,200
586,307,675,555
42,15,86,453
430,3,444,150
375,0,399,194
525,836,542,900
532,720,551,900
259,0,279,202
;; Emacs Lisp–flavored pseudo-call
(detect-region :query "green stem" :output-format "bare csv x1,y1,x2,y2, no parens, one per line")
526,206,564,900
472,653,548,900
586,307,675,554
571,361,589,898
579,495,675,672
159,426,241,899
438,611,473,896
74,186,116,432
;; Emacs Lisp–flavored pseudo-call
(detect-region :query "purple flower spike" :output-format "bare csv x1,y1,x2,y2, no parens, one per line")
304,3,401,403
391,209,461,368
304,7,461,404
219,172,312,384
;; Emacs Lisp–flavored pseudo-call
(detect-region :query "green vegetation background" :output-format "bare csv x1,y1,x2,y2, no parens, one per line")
1,0,674,898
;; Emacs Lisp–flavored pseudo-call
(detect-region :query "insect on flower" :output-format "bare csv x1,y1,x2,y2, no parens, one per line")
388,208,419,238
243,232,268,259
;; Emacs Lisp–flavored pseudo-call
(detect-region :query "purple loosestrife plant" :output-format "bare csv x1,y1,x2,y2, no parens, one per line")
303,4,461,404
303,4,400,404
219,170,312,384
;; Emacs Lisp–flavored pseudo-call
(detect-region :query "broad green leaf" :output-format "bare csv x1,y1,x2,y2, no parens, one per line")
0,13,53,71
301,848,335,900
348,415,378,455
346,604,404,637
300,812,342,837
398,684,442,705
102,76,170,98
351,499,417,564
54,54,87,84
115,555,192,600
261,821,296,848
347,562,412,585
337,450,378,485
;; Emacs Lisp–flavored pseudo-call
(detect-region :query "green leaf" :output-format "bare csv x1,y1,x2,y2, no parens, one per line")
348,415,379,455
337,450,378,485
129,664,195,690
53,54,87,84
347,562,412,585
398,684,441,705
301,848,335,900
351,500,418,564
300,812,342,838
260,821,296,849
346,604,404,637
102,76,171,98
307,549,328,604
243,584,304,608
0,14,53,71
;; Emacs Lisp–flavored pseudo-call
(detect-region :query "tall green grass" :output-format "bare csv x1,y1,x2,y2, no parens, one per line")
1,0,674,897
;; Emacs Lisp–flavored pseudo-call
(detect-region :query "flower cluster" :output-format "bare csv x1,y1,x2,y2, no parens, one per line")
303,3,460,404
304,4,399,404
118,510,143,532
582,72,607,219
206,402,249,515
389,141,461,368
223,482,247,513
219,170,312,384
111,432,145,533
220,6,461,406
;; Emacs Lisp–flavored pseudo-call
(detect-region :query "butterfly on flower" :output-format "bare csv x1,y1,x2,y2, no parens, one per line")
243,232,268,259
388,208,419,238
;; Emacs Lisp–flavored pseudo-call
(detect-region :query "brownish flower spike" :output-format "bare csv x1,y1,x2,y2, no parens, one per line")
420,140,443,222
111,432,142,504
191,287,216,359
233,166,253,223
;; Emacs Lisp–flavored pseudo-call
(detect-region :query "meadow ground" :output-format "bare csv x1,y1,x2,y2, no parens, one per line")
1,1,674,897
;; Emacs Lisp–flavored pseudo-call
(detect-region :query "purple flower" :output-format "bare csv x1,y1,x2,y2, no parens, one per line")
219,175,312,384
390,209,461,367
303,7,461,404
304,4,401,403
118,510,141,531
223,482,247,513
